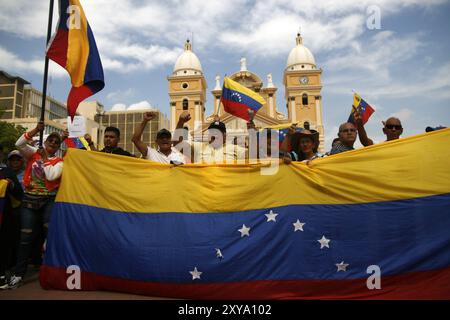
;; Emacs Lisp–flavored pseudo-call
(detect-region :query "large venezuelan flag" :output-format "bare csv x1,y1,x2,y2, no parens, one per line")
40,129,450,299
221,77,266,121
47,0,104,119
0,179,7,227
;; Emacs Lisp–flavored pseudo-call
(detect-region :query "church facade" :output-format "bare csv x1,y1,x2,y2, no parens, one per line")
167,34,325,153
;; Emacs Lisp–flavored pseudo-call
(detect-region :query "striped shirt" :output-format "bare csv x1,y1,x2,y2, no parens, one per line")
329,142,354,155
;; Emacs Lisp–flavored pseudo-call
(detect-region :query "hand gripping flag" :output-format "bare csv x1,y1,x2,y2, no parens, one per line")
348,92,375,125
47,0,104,119
221,77,266,121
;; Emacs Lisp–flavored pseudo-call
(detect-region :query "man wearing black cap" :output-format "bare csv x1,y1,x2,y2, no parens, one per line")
176,111,246,163
132,112,186,164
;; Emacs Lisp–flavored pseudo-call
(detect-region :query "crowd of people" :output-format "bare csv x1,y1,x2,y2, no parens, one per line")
0,108,445,290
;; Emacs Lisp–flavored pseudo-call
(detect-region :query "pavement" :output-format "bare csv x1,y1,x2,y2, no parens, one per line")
0,269,168,300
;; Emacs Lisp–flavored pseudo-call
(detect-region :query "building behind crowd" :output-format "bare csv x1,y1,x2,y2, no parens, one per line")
96,108,170,155
0,70,66,135
1,70,169,154
168,33,326,153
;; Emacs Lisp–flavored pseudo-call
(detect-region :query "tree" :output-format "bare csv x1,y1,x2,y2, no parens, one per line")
0,120,26,156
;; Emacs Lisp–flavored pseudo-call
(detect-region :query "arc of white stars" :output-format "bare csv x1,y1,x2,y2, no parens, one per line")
293,219,305,232
265,210,278,222
318,235,330,249
335,261,349,272
189,267,202,280
238,224,251,237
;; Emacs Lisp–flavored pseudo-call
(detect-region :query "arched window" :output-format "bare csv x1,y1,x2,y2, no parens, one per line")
183,99,188,110
302,94,308,106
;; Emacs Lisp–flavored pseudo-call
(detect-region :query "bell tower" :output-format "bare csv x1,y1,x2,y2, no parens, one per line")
168,39,207,133
284,33,325,153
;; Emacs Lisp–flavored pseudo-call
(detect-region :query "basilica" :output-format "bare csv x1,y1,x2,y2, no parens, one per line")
167,33,325,152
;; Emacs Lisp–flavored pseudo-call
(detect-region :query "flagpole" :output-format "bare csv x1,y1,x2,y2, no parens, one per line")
39,0,55,147
217,74,226,117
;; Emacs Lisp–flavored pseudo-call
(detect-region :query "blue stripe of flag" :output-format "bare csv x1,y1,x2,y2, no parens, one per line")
222,87,263,112
45,193,450,283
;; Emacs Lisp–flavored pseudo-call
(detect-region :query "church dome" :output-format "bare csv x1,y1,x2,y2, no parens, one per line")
286,34,316,71
173,40,203,76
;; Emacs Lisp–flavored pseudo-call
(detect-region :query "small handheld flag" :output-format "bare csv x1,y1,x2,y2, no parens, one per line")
47,0,104,119
348,92,375,125
221,77,265,121
64,136,91,150
261,123,303,147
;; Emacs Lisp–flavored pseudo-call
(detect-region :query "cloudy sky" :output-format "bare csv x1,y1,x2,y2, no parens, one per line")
1,0,449,150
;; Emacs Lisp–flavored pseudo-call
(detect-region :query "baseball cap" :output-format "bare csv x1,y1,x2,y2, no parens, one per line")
8,150,23,159
208,121,226,134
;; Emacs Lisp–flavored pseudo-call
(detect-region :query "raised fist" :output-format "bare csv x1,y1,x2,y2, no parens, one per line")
179,111,191,123
144,112,157,121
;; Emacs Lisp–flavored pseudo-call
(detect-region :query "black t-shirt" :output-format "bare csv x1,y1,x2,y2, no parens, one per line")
0,164,24,201
100,147,134,157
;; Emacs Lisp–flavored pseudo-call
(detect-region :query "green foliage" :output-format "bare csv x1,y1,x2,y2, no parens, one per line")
0,120,26,155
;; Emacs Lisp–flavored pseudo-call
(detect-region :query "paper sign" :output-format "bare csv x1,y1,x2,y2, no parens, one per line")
68,116,87,137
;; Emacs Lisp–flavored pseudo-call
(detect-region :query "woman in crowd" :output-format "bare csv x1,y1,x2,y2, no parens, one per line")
281,125,321,164
5,121,64,289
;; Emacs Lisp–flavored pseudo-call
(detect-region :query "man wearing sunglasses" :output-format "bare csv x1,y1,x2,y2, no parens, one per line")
356,115,403,147
382,118,403,141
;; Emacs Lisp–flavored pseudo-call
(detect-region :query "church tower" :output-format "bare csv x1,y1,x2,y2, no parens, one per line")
168,40,207,133
283,33,325,152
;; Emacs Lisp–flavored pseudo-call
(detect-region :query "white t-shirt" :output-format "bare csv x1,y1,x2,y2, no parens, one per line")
145,146,186,164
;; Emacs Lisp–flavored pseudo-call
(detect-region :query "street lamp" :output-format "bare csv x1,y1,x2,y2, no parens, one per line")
96,108,105,150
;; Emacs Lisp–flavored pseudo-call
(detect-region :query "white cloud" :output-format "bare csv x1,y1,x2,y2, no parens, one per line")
324,31,422,82
0,46,67,78
111,103,126,111
109,101,155,112
390,108,413,120
106,88,136,101
128,101,154,111
1,0,447,74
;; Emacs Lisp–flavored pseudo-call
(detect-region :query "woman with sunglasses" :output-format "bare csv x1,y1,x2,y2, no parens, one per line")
5,121,64,289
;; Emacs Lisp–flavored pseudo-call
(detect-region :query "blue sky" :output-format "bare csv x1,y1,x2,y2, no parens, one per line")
1,0,449,150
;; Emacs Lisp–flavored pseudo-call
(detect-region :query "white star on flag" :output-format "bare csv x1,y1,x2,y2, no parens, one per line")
238,224,251,237
293,219,305,232
265,210,278,222
335,261,349,272
189,267,202,280
215,248,223,259
318,235,330,249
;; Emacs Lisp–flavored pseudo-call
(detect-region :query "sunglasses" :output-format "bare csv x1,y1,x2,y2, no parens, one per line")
340,128,356,133
385,125,402,130
46,139,61,145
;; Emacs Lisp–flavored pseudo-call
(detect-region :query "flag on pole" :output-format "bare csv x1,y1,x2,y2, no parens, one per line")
348,92,375,125
47,0,104,119
221,77,265,121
